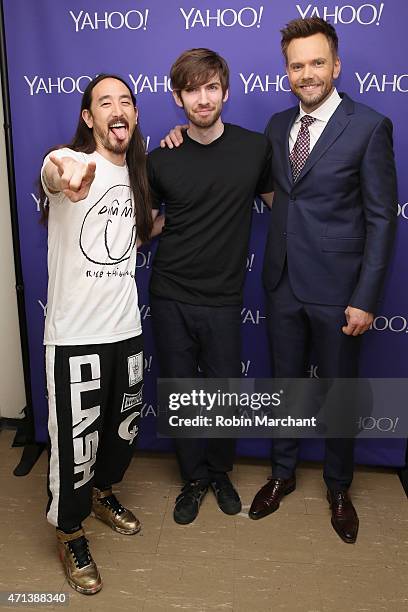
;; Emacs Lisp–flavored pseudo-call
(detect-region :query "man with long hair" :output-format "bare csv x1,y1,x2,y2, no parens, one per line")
40,74,152,594
148,49,273,525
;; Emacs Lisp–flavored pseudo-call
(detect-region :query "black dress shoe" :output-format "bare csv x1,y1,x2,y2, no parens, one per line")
210,473,242,515
327,489,359,543
249,477,296,520
173,480,208,525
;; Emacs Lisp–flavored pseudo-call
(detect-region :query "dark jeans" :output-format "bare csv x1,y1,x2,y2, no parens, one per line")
266,266,361,491
150,295,241,482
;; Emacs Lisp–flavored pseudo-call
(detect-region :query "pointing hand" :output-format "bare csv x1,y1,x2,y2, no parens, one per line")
49,154,96,202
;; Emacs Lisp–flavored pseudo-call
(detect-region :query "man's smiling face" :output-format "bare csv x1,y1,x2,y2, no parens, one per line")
174,73,228,130
286,32,341,112
82,77,137,157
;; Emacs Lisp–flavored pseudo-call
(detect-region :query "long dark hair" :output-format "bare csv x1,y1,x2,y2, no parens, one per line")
39,73,152,242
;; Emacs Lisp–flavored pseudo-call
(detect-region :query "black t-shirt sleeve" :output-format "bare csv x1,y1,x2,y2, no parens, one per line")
256,138,274,195
146,153,164,210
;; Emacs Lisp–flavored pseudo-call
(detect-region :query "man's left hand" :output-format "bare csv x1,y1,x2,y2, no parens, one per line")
342,306,374,336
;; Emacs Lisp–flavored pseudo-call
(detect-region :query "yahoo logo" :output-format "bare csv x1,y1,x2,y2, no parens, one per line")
139,403,157,418
296,3,384,25
139,305,151,320
136,250,152,269
70,10,149,32
397,203,408,220
128,74,172,95
24,75,93,96
239,73,291,95
355,73,408,93
180,6,264,30
371,316,408,333
241,308,266,325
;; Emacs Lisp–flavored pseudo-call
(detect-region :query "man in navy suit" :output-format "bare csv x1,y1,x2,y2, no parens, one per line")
248,17,398,542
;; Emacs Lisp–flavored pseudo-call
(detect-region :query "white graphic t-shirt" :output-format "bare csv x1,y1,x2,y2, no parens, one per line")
41,148,142,345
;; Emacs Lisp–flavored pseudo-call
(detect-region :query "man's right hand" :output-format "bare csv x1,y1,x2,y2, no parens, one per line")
48,155,96,202
160,124,188,149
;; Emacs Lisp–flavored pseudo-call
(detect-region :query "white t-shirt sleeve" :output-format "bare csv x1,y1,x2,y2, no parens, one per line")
41,147,87,199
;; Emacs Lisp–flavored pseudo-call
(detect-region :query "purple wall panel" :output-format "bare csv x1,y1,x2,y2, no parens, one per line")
3,0,407,465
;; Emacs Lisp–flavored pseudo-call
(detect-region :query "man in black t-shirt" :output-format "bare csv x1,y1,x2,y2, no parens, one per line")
148,48,273,525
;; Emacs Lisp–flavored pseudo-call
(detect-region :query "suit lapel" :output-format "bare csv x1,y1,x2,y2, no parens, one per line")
282,106,298,185
295,94,353,184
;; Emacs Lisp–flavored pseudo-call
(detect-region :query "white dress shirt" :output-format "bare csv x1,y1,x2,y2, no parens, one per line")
289,88,342,153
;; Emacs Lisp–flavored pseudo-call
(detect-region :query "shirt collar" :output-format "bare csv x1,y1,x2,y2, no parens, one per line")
295,88,342,124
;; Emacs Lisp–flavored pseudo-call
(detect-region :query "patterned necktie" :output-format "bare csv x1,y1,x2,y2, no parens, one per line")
289,115,316,181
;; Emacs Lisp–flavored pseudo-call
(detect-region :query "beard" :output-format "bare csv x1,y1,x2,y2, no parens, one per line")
93,120,133,154
293,80,333,111
185,104,223,129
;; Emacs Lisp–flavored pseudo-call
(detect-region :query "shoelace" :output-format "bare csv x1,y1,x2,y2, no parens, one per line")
68,536,92,569
332,492,349,513
176,481,207,503
99,493,126,515
211,477,233,494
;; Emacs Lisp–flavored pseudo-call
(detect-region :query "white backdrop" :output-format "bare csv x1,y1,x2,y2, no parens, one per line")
0,72,25,419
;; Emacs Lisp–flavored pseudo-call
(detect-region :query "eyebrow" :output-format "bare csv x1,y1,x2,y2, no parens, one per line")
289,57,327,66
185,79,221,88
97,94,133,102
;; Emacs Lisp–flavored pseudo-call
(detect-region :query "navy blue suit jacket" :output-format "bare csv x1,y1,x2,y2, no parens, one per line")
263,93,398,313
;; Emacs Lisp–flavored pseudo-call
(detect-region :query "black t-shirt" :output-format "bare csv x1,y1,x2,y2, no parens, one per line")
147,123,273,306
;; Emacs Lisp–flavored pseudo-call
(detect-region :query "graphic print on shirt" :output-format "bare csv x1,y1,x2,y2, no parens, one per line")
79,184,136,265
69,354,101,489
128,351,143,387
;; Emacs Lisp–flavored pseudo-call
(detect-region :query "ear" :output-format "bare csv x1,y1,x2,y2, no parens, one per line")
172,90,184,109
135,106,139,125
333,56,341,80
223,88,229,103
82,109,93,128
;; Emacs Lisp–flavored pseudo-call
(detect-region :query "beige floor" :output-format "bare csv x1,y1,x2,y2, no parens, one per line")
0,429,407,612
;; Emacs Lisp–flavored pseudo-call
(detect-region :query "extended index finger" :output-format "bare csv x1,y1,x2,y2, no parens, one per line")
49,154,65,173
83,161,96,182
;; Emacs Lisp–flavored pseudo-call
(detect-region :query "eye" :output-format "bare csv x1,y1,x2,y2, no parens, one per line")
292,65,302,71
208,84,218,90
101,102,111,107
315,59,325,66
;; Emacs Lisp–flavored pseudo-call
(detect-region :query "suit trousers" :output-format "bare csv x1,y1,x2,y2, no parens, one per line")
265,265,362,491
150,295,241,482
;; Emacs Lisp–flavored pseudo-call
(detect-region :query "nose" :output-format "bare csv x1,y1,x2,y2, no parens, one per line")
197,87,209,105
302,64,314,80
111,99,122,116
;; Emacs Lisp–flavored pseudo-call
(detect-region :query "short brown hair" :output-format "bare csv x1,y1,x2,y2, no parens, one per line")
281,17,339,62
170,48,229,95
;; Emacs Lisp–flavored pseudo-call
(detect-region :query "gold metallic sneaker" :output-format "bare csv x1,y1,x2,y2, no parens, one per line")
92,487,141,535
56,528,102,595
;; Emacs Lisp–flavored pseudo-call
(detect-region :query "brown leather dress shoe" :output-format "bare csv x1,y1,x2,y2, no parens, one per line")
327,490,359,543
249,477,296,520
